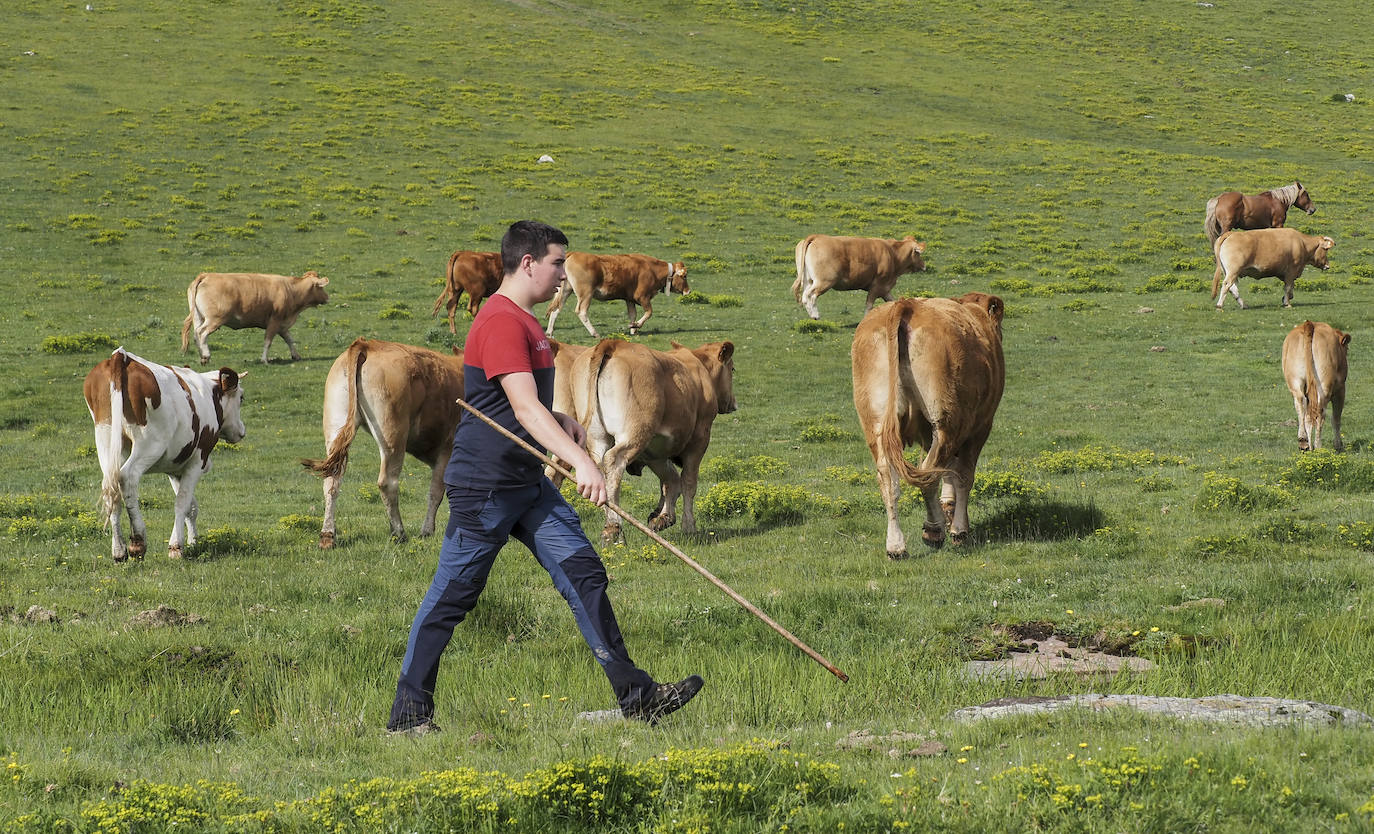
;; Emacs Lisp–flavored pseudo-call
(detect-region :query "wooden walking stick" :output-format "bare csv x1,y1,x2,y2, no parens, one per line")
456,398,849,683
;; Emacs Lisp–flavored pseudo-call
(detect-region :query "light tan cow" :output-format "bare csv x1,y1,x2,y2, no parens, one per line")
181,270,330,364
567,338,736,543
793,234,927,320
543,338,590,484
851,293,1005,558
544,252,689,338
1281,321,1350,452
1211,228,1333,310
301,339,465,548
431,250,503,333
83,348,246,561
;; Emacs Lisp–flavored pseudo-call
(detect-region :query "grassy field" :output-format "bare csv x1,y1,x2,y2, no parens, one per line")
3,0,1374,830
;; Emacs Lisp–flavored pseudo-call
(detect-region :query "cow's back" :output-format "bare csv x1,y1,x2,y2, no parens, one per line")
193,273,291,326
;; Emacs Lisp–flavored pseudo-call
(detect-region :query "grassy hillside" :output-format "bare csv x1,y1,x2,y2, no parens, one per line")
2,0,1373,830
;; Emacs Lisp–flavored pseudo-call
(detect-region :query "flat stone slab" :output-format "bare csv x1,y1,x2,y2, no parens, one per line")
962,636,1154,682
950,694,1374,729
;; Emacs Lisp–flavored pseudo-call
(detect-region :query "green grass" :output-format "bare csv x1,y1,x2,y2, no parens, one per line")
3,0,1374,830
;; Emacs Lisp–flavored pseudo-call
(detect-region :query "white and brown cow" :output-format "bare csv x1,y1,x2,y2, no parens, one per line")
544,252,689,338
181,270,330,364
83,348,246,561
431,250,503,333
851,293,1005,558
301,339,466,548
1211,228,1334,309
793,234,927,320
1281,321,1350,452
567,338,736,543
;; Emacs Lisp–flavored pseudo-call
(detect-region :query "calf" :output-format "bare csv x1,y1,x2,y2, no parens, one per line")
1211,228,1333,309
83,348,246,560
1281,321,1350,452
301,339,465,548
851,293,1005,557
567,338,736,543
545,252,689,338
181,270,330,363
793,234,927,320
431,250,503,333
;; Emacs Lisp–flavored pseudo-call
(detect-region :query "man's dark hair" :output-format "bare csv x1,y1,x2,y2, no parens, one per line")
501,220,569,274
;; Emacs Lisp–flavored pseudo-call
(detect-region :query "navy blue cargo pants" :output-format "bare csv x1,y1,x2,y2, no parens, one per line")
388,478,655,730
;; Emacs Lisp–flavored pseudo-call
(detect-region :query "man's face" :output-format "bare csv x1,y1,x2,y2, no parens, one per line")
526,243,567,302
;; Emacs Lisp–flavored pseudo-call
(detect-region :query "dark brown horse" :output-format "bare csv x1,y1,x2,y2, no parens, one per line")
1204,181,1314,244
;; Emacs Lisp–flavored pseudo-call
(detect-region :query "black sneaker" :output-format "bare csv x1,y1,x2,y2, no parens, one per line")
623,674,704,724
387,718,442,737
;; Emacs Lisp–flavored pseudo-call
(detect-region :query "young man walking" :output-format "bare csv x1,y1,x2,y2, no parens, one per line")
387,220,702,734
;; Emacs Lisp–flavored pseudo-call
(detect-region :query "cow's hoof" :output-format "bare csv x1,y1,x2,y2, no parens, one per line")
129,537,146,558
390,531,409,544
649,515,676,532
1297,438,1310,451
601,523,623,545
887,549,910,560
940,499,956,528
319,531,336,549
949,530,968,546
921,522,946,549
168,545,183,559
113,552,129,563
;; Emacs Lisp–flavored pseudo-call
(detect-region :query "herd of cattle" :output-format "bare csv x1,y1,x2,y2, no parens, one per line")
80,182,1350,562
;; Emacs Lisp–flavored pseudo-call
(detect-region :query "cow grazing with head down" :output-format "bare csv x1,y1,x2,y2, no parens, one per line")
301,339,466,549
83,348,246,561
544,252,689,338
567,338,736,544
431,250,503,333
1281,321,1350,452
793,234,927,320
851,293,1005,558
1211,227,1333,309
181,270,330,364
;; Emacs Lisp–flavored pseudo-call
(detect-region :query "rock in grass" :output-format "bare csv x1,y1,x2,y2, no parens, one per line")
949,694,1373,728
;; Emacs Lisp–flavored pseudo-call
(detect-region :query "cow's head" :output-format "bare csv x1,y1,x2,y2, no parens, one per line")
1294,181,1315,215
681,340,736,414
958,292,1005,339
216,367,247,443
897,238,928,273
667,262,690,296
297,271,331,307
1310,236,1335,270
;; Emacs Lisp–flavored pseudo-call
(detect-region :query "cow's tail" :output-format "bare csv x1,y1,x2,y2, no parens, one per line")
431,253,459,318
99,348,130,522
581,340,617,442
1299,321,1324,429
300,341,365,480
180,275,202,353
882,306,951,490
792,236,813,302
1204,197,1222,245
1209,232,1229,299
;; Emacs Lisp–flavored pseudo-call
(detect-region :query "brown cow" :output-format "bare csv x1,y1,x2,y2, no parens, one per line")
567,338,736,543
181,271,330,363
793,234,927,320
1211,228,1333,309
1281,321,1350,452
301,339,465,548
84,348,246,561
851,293,1005,557
431,250,503,333
544,252,689,338
1204,181,1314,245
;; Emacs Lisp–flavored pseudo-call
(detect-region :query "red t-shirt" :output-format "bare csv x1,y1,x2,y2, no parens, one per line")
445,294,556,490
